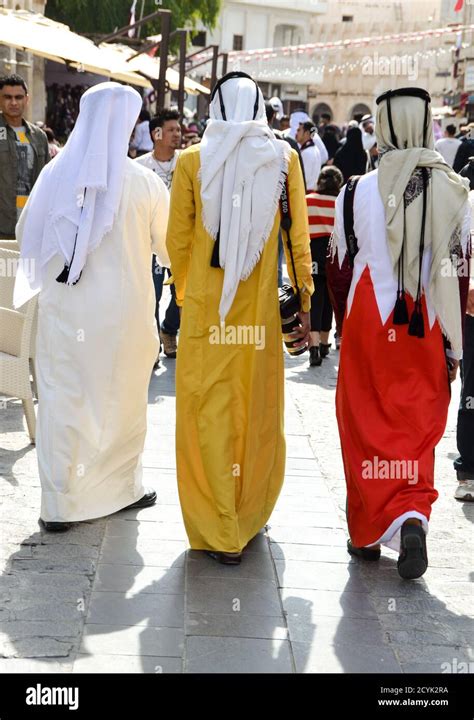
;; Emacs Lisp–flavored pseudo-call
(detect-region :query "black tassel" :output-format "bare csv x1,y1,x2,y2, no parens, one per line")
56,266,82,285
408,304,425,338
393,290,409,325
57,189,86,285
210,228,221,268
407,168,428,341
56,264,70,283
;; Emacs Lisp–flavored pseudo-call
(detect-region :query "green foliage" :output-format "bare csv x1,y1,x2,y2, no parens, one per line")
45,0,221,36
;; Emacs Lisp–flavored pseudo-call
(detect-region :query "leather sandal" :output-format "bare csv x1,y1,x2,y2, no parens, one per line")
205,550,242,565
121,489,157,511
397,523,428,580
40,519,72,532
347,538,381,561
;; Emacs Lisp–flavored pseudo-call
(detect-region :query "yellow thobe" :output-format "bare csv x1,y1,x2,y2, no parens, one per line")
166,145,313,552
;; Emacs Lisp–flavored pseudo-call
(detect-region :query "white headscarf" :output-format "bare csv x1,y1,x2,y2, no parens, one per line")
288,110,310,140
362,132,377,151
14,82,142,308
376,90,469,357
199,75,291,321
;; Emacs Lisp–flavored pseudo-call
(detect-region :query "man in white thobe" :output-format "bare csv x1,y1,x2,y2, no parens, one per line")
295,120,322,191
14,83,170,531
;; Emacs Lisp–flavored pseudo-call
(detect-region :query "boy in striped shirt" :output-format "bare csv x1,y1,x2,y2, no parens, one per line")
306,166,344,366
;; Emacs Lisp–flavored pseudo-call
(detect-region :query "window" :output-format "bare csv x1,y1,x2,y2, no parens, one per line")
233,35,244,51
191,31,207,47
342,15,354,22
273,24,303,48
288,100,308,115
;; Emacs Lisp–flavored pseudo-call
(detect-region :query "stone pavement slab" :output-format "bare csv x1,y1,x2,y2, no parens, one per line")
1,341,472,674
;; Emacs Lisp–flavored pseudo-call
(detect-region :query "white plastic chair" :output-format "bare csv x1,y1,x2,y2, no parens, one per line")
0,247,38,443
0,239,20,251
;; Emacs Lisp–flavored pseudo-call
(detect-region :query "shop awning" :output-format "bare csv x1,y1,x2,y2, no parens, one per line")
101,43,210,95
0,8,210,94
0,8,151,86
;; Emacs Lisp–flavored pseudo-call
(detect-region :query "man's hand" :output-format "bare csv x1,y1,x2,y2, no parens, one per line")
447,357,459,383
466,282,474,316
290,311,311,350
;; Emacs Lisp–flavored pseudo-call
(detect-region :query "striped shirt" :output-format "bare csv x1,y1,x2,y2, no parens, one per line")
306,192,336,238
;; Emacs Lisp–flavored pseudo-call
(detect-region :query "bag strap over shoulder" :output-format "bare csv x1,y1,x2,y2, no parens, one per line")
280,174,301,305
343,175,361,268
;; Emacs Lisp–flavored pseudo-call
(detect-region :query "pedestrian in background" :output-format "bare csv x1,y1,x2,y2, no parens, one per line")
131,109,153,157
306,166,344,366
333,126,370,183
136,108,182,361
435,124,461,168
296,120,322,191
0,74,49,238
453,159,474,502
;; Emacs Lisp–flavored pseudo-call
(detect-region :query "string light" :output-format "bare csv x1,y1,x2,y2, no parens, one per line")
193,23,472,85
192,23,474,66
231,42,458,82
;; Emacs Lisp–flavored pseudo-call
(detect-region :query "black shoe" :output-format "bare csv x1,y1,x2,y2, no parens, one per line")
397,523,428,580
40,519,72,532
347,539,381,561
122,489,157,511
309,346,322,366
319,343,331,359
205,550,242,565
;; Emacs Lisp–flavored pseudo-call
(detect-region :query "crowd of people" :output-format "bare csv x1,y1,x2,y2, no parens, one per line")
46,83,85,140
1,71,473,581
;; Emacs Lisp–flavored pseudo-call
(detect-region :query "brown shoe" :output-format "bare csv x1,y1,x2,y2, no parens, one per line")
160,332,177,358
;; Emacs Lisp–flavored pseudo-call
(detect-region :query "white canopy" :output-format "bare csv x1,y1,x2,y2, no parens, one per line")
0,8,210,94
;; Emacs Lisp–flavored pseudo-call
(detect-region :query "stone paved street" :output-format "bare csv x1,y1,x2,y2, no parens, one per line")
0,345,473,674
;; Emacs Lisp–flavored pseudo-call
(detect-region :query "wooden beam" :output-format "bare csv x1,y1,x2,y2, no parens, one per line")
210,45,219,92
96,9,166,45
157,10,172,111
177,30,187,117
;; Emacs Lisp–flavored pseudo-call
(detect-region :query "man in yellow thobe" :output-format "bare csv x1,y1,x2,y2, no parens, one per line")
166,73,313,563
